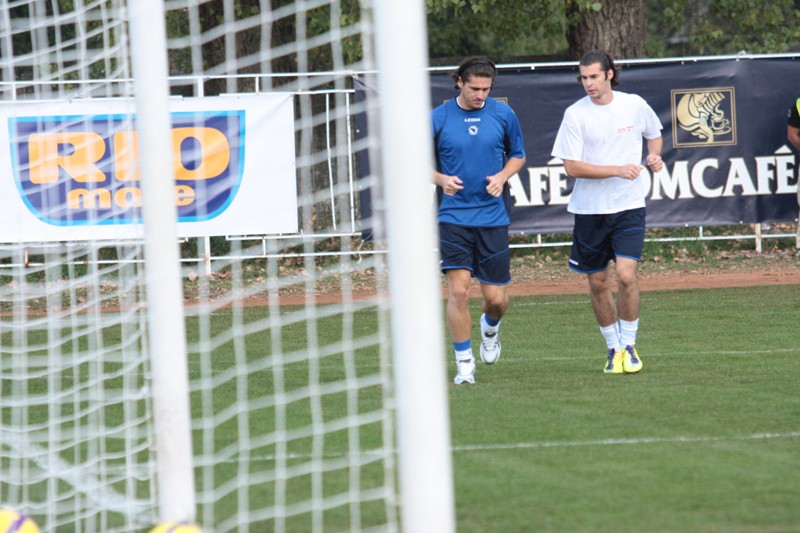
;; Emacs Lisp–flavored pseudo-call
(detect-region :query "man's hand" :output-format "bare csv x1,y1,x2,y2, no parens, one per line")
485,174,505,197
646,153,663,173
441,175,464,196
618,164,643,180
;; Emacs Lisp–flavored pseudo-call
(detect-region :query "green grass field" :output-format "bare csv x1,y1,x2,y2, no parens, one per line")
5,282,799,532
449,284,800,533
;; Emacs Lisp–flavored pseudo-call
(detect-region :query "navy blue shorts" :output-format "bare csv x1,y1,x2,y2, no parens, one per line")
439,223,510,285
568,207,646,273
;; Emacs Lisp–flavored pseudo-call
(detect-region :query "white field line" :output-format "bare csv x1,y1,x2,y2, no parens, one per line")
511,300,586,306
8,432,798,470
510,292,773,308
213,431,800,462
452,431,800,453
503,347,799,362
183,347,800,374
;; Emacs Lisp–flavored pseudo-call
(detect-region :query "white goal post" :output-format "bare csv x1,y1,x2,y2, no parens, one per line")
0,1,453,532
372,3,455,532
129,0,196,522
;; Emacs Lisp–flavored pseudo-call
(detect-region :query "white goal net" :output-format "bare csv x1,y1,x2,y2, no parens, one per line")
0,1,452,532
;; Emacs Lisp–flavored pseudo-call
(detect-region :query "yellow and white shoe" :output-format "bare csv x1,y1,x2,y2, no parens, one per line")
603,348,624,374
622,345,643,374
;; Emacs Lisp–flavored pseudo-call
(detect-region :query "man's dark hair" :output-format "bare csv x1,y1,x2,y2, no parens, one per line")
451,56,496,89
577,49,620,87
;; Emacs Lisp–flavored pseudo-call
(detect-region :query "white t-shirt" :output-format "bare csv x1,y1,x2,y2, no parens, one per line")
551,91,663,214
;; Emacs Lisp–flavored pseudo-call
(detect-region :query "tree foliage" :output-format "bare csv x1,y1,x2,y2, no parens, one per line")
653,0,800,56
425,0,569,61
426,0,652,60
426,0,800,61
166,0,362,93
6,0,800,88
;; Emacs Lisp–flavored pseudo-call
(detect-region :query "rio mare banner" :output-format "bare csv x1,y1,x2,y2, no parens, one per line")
0,94,298,243
422,55,800,234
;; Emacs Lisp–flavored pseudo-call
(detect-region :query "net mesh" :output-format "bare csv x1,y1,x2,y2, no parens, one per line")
0,1,400,531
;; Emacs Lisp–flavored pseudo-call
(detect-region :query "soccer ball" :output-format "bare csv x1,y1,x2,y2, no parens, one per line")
149,521,203,533
0,509,39,533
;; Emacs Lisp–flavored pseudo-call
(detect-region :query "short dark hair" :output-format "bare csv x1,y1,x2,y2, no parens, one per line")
577,49,620,87
451,56,496,89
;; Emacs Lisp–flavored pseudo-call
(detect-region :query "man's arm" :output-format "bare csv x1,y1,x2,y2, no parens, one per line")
646,136,664,173
562,159,642,181
562,135,664,181
788,124,800,151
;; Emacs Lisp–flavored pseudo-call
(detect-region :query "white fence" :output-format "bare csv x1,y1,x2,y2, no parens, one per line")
1,73,795,274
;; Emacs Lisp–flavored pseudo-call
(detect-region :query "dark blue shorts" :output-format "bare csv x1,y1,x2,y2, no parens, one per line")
568,207,646,274
439,223,510,285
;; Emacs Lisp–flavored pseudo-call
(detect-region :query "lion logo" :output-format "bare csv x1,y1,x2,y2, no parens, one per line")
672,88,736,147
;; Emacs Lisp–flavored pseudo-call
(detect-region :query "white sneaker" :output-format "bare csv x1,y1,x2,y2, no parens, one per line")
479,314,501,365
453,357,475,385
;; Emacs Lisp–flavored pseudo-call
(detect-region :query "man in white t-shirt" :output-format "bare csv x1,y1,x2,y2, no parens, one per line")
551,50,664,375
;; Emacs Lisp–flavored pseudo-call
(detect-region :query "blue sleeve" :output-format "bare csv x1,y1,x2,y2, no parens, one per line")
431,104,446,166
431,101,450,137
504,108,526,159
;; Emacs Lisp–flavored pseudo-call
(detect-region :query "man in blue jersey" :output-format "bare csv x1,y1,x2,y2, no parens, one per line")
432,56,526,385
551,50,663,375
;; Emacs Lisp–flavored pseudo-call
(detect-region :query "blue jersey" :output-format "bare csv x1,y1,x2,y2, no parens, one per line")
432,97,525,227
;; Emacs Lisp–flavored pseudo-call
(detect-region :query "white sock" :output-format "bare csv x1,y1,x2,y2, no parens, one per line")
455,347,473,362
600,323,621,351
619,318,639,347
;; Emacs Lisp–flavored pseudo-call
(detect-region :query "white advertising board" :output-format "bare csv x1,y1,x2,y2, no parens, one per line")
0,94,298,242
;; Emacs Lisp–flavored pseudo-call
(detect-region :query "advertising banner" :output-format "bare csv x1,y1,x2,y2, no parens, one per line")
425,56,800,234
0,93,298,242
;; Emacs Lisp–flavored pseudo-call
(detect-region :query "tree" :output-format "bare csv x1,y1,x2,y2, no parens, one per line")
426,0,800,62
426,0,651,60
426,0,569,62
167,0,362,93
566,0,648,59
653,0,800,56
